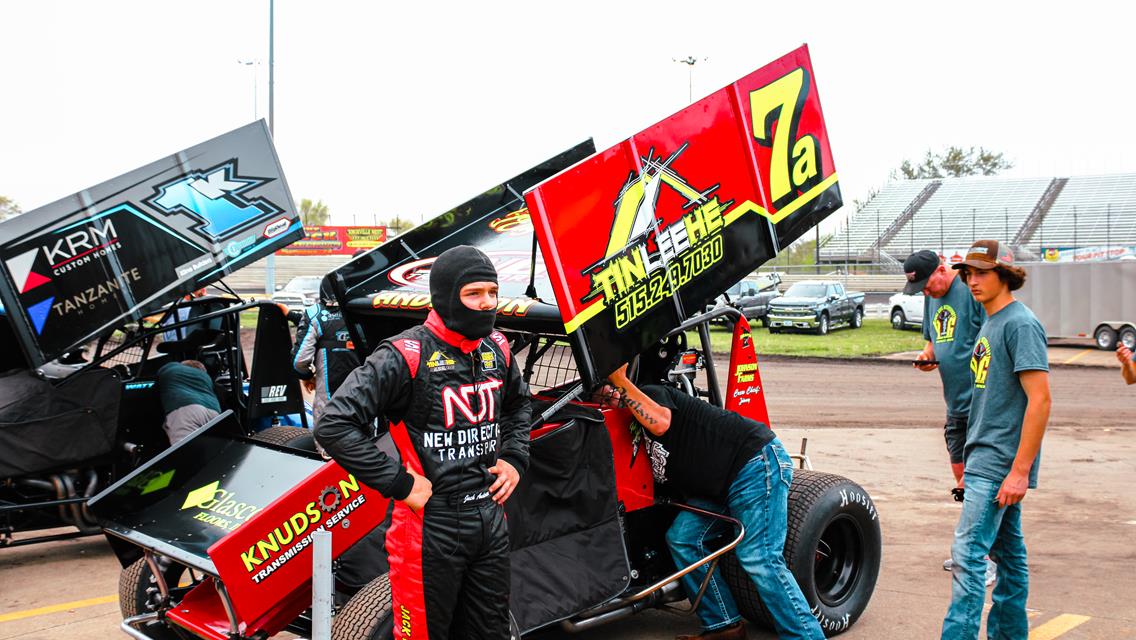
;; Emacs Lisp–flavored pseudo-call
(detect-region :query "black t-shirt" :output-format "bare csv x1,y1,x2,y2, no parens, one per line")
641,385,774,501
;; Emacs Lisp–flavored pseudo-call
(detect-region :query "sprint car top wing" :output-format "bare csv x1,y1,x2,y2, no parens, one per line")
334,141,596,350
524,45,843,385
0,121,302,367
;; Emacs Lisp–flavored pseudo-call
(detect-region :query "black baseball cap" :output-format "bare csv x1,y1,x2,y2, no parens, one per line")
902,250,940,295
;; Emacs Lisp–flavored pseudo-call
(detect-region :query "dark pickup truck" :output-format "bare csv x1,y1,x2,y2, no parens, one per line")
706,273,783,326
767,280,865,335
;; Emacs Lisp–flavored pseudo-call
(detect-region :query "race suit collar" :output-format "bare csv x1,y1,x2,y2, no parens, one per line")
425,310,483,354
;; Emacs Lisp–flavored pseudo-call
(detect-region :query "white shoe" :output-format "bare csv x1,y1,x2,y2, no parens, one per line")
985,558,997,587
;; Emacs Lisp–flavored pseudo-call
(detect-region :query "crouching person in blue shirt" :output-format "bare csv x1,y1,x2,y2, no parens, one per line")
941,240,1052,640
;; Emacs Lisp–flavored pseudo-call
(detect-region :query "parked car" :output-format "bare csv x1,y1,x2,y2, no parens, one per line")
271,276,322,310
889,292,924,330
707,273,783,326
767,281,865,335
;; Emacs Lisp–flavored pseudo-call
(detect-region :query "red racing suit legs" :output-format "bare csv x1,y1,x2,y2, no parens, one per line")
388,496,510,640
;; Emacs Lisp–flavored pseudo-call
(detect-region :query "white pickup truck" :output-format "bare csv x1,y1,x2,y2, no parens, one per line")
888,292,924,330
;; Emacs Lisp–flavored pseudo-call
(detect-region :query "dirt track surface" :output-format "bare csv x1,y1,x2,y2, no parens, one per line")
2,359,1134,639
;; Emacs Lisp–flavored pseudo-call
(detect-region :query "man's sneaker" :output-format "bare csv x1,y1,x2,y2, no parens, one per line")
943,558,953,571
985,558,998,586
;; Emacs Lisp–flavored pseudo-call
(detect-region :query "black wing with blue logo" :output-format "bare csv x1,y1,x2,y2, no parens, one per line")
0,121,302,367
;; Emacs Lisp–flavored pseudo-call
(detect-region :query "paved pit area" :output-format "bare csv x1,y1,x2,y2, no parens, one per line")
2,354,1133,639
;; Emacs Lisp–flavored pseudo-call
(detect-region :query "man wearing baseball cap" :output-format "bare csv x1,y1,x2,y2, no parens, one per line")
905,250,987,574
940,240,1051,640
907,251,986,491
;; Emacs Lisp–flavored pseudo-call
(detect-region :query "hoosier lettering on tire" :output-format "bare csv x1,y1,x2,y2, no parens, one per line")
721,470,881,636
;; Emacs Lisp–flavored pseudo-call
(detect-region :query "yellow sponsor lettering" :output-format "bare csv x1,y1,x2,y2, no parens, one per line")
338,475,360,499
256,535,281,558
242,546,264,572
306,501,322,524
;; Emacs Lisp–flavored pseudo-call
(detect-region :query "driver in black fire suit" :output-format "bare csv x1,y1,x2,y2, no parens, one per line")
316,245,532,640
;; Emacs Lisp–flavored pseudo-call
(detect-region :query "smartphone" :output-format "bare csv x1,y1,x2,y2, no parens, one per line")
912,359,940,366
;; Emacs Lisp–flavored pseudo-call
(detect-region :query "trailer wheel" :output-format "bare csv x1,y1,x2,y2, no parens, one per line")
252,425,317,452
118,556,190,618
1095,325,1118,350
331,574,522,639
1120,326,1136,351
720,470,881,637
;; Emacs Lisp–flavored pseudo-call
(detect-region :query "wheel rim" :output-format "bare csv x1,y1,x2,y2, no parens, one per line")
891,312,902,328
1097,330,1114,348
854,311,862,327
1123,330,1136,350
814,514,864,607
821,317,828,332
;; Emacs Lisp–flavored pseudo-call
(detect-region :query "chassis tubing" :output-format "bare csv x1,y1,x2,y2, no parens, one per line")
561,501,744,632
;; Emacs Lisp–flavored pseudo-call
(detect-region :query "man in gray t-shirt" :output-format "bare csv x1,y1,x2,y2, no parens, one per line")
940,240,1051,640
906,250,986,486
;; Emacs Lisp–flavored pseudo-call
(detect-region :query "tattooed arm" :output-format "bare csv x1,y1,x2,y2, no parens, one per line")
607,364,671,437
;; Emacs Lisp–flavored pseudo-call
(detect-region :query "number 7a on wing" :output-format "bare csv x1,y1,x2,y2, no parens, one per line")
525,44,842,384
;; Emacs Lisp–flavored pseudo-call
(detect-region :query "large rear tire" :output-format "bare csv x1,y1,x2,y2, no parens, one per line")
252,425,317,452
720,470,881,636
331,573,522,639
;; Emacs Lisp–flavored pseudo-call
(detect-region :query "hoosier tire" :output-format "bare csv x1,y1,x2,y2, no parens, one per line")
330,573,523,639
118,556,189,619
252,425,317,452
332,574,393,640
720,470,881,637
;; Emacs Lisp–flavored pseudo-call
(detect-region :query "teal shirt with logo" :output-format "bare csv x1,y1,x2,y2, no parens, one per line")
923,276,986,418
157,362,221,414
965,300,1048,488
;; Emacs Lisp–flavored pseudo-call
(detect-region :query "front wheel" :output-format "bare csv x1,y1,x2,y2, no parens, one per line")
119,556,194,618
331,573,522,639
721,470,882,636
890,309,906,330
816,314,829,336
851,308,863,330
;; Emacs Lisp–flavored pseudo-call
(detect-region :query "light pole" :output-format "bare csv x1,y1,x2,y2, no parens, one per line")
673,56,706,104
264,0,277,295
237,59,259,120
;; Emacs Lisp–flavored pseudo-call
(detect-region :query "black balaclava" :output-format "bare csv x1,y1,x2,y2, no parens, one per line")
319,274,338,307
429,245,498,340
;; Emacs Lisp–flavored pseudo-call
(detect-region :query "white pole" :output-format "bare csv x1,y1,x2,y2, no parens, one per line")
311,529,333,640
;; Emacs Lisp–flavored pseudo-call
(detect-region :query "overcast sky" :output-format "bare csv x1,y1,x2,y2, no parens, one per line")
2,1,1134,235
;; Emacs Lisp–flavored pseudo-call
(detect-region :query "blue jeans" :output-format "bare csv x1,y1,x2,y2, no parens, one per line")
941,473,1029,639
666,439,824,640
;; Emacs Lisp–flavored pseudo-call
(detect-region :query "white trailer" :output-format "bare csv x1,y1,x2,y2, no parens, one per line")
1015,260,1136,350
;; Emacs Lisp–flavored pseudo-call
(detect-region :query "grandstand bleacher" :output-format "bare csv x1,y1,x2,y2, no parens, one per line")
821,173,1136,266
1024,174,1136,248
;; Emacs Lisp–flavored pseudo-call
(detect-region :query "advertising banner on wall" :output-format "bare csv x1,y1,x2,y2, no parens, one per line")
1042,245,1136,263
276,225,387,255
